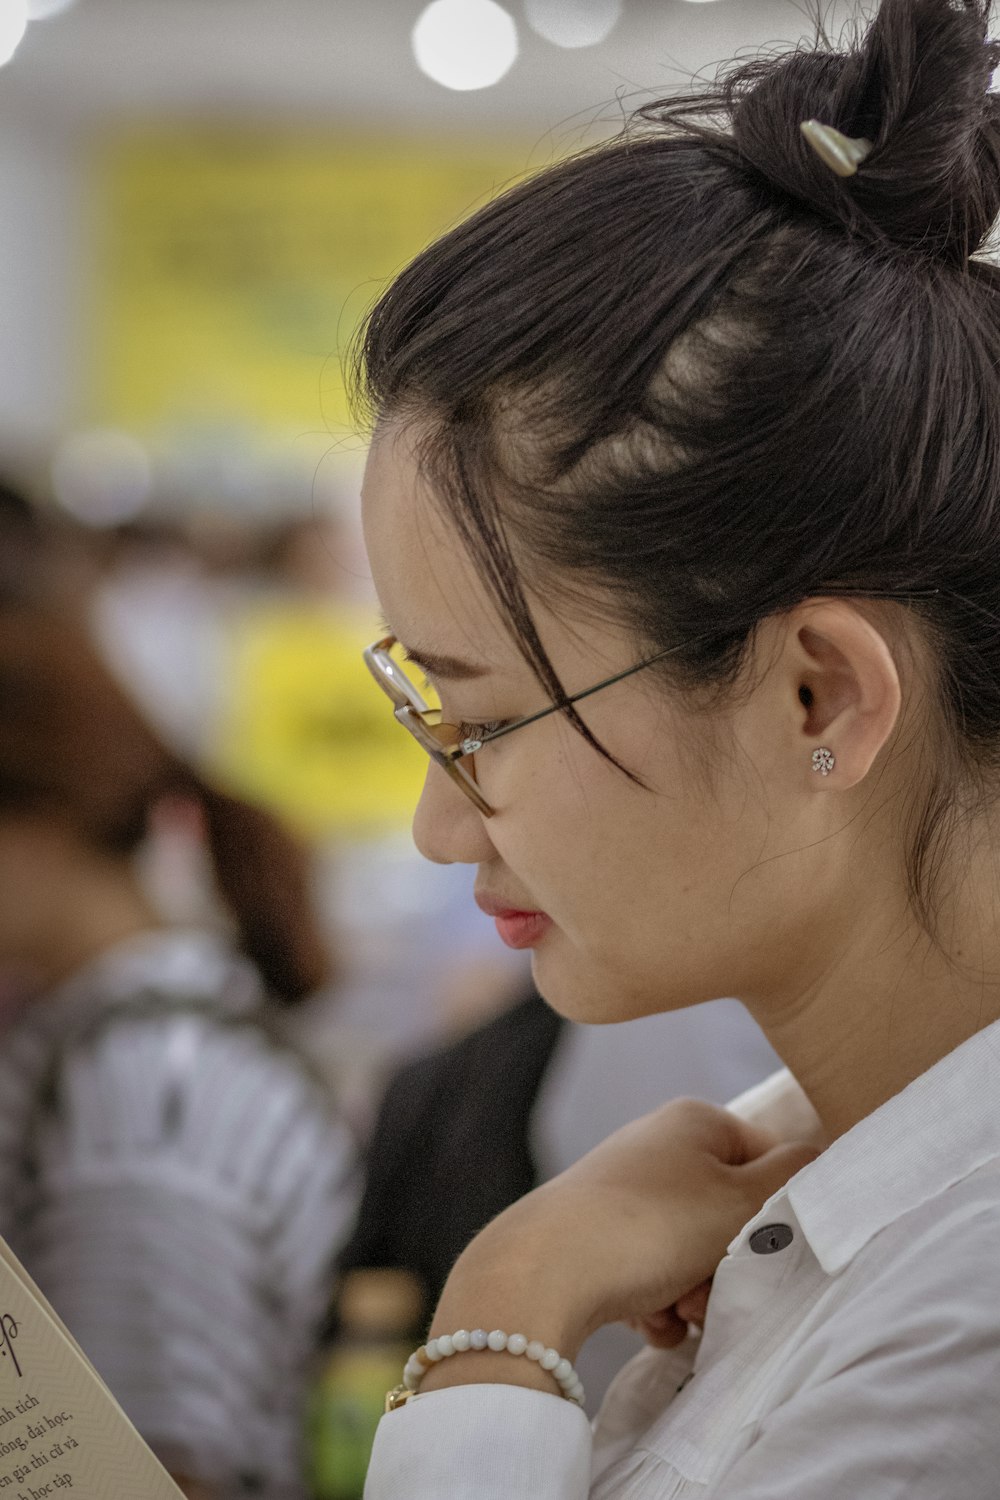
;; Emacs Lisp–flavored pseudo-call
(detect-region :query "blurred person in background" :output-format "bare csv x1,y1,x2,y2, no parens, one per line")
0,602,357,1500
91,514,241,764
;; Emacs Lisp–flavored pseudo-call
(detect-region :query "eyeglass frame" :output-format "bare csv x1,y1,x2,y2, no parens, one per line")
362,633,684,817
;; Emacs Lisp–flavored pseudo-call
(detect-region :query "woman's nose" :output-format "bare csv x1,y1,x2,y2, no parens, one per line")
412,762,496,865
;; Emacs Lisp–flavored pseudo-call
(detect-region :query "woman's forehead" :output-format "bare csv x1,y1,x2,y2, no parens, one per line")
362,422,454,550
361,424,514,665
361,420,638,684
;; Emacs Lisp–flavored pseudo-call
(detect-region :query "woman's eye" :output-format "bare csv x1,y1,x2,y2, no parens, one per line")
456,719,509,744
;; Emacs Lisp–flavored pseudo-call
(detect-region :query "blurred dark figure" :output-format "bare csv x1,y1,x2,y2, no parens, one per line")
0,603,357,1500
337,989,560,1307
0,479,45,603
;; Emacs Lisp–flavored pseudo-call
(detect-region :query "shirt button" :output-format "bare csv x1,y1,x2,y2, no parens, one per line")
749,1223,794,1255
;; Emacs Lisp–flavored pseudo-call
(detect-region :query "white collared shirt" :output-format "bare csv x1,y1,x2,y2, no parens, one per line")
365,1018,1000,1498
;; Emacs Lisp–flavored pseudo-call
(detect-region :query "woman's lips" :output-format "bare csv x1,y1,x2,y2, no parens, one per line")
475,892,553,950
492,911,553,949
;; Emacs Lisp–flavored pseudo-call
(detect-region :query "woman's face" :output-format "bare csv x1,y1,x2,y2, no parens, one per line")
361,423,865,1026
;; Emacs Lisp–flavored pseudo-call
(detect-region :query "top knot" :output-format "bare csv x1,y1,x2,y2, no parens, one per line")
641,0,1000,265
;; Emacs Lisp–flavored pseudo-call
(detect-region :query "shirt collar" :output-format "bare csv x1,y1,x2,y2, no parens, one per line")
777,1017,1000,1274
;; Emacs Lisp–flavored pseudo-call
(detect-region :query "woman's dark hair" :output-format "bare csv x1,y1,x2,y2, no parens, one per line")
352,0,1000,953
0,605,331,1002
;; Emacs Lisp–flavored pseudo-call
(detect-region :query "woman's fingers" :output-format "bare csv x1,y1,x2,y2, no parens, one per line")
634,1305,690,1349
635,1135,819,1351
673,1278,712,1326
635,1279,712,1348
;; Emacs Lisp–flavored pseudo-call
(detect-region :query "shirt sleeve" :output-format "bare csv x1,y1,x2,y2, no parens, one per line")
701,1199,1000,1500
365,1386,593,1500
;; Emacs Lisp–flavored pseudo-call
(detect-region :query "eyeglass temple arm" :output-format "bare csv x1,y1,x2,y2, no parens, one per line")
468,642,683,751
463,590,944,753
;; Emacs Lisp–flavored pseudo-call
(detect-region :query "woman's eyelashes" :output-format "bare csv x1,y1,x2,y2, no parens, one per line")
402,656,511,743
456,718,509,743
411,669,511,741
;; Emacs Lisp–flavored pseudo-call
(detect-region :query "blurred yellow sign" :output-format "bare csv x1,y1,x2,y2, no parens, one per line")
211,600,428,837
92,130,529,439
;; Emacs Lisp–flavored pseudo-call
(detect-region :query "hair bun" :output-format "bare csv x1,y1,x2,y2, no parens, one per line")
721,0,1000,263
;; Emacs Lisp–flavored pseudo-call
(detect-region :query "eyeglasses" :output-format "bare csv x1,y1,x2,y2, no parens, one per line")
362,633,680,817
364,586,953,816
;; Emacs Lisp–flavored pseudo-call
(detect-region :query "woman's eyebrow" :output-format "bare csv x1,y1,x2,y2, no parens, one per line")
402,644,491,682
376,615,492,681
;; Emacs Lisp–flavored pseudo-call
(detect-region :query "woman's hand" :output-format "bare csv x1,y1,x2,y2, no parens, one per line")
629,1278,713,1350
421,1098,817,1396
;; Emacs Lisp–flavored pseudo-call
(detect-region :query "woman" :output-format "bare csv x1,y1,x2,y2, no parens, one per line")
0,604,356,1500
355,1,1000,1494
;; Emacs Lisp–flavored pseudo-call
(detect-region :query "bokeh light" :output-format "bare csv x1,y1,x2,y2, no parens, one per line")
26,0,77,18
412,0,519,91
524,0,622,49
51,428,153,527
0,0,28,67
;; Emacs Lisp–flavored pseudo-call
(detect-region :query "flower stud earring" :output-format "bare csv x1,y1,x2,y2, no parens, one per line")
811,747,835,777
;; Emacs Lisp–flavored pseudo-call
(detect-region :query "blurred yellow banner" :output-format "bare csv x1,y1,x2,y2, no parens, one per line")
210,600,428,837
91,129,529,439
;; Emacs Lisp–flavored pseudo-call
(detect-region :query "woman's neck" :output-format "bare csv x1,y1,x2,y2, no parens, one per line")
748,875,1000,1143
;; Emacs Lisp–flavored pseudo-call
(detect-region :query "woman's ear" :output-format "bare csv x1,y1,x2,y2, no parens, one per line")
789,601,903,790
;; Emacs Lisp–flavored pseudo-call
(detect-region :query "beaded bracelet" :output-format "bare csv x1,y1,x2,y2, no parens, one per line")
386,1329,586,1411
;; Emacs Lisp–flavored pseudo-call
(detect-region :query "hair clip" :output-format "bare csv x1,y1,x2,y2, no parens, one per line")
800,119,874,178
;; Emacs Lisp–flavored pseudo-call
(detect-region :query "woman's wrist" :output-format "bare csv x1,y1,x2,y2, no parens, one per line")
428,1274,587,1369
418,1218,592,1397
415,1342,577,1400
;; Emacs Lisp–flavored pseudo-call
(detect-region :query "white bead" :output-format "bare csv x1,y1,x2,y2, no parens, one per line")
404,1327,583,1407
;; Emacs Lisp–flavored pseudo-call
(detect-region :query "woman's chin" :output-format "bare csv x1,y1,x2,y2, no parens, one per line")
530,942,710,1026
530,944,665,1026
